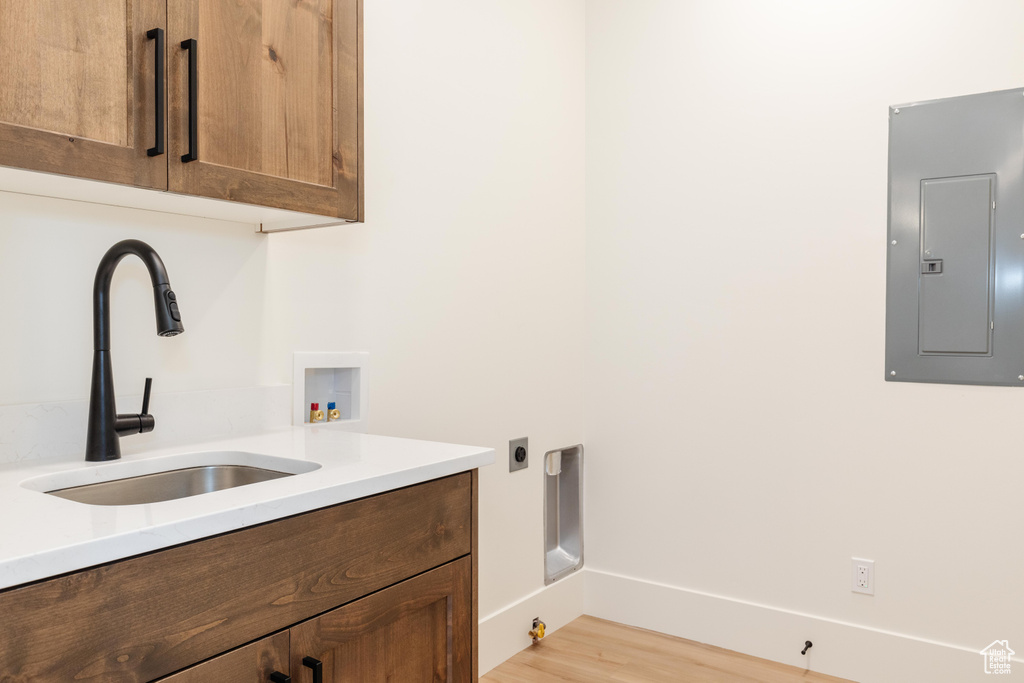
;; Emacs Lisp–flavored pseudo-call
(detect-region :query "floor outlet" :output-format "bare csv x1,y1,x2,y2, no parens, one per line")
851,558,874,595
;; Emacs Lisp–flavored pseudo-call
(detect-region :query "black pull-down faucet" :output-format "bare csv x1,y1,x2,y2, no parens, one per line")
85,240,184,462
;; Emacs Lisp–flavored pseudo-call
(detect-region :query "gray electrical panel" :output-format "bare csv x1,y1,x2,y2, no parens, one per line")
886,88,1024,386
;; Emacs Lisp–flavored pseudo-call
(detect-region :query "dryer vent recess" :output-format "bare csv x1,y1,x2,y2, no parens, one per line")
544,444,583,584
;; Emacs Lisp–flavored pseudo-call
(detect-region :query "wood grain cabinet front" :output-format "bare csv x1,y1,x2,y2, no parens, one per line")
166,0,361,219
0,472,476,683
290,557,473,683
0,0,167,189
159,632,290,683
166,559,470,683
0,0,362,223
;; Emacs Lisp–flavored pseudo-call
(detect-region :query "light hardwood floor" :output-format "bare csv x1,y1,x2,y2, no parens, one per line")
482,616,855,683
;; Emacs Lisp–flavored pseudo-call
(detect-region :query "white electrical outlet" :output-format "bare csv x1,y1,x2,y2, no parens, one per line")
851,558,874,595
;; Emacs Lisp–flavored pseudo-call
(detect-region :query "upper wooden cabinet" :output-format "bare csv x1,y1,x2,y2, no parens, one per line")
0,0,166,189
168,0,360,218
0,0,362,225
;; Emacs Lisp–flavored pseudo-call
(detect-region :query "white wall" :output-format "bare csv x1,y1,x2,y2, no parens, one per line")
266,0,587,656
0,195,270,406
16,2,1019,679
268,0,589,630
0,0,586,672
585,1,1024,681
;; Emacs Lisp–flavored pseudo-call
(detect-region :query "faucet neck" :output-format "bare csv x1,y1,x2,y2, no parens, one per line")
92,239,172,351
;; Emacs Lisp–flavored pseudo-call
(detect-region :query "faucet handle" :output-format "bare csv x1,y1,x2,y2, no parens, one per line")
114,378,156,437
138,378,155,434
141,377,152,416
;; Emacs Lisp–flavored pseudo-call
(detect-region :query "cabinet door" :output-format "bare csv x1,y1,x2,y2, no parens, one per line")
159,632,289,683
0,0,167,189
290,557,472,683
167,0,361,219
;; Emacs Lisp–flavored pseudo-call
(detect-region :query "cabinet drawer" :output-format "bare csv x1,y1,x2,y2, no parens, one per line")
0,473,471,683
158,632,288,683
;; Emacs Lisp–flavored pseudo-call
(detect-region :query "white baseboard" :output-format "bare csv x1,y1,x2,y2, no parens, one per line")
585,568,1008,683
479,571,585,675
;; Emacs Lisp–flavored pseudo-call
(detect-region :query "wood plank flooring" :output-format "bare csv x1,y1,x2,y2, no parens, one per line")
482,615,855,683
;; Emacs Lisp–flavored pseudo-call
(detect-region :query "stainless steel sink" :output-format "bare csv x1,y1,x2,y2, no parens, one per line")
45,465,293,506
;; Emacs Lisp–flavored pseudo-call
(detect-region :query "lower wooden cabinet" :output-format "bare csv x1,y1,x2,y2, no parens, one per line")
0,472,478,683
290,557,472,683
161,633,289,683
167,558,471,683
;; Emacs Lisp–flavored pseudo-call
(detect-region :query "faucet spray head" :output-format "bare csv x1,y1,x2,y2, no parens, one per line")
154,284,184,337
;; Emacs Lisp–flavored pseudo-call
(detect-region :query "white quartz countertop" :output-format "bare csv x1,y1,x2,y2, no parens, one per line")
0,425,494,590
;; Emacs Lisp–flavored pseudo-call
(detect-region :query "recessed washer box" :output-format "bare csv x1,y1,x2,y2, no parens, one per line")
886,88,1024,386
292,352,369,430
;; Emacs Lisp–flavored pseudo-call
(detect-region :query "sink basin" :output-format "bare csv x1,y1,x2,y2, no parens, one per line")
21,451,321,506
46,465,293,505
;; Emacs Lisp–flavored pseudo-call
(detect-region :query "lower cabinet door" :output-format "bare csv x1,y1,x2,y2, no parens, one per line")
159,632,289,683
289,557,473,683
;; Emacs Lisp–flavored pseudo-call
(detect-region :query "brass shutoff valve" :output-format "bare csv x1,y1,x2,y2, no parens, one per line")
529,618,546,644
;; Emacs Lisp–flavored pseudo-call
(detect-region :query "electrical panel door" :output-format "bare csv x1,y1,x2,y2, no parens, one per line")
886,88,1024,386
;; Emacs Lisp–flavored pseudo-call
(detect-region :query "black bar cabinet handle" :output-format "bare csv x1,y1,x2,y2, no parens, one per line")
303,656,323,683
146,28,164,157
269,673,291,683
180,38,197,163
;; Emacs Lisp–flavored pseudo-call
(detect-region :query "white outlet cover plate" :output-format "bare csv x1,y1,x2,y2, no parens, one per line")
851,557,875,595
